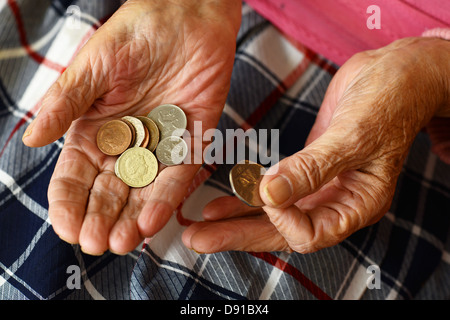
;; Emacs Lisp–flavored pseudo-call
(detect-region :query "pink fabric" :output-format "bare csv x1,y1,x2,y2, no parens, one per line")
245,0,450,65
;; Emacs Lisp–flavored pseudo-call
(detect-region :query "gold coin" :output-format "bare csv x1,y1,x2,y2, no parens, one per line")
96,120,133,156
122,116,145,147
121,118,136,147
229,160,266,207
155,136,188,166
140,125,149,148
116,147,158,188
114,157,122,180
147,104,187,140
136,116,160,152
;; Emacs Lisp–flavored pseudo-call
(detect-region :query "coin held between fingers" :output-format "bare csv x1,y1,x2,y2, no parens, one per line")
229,160,266,207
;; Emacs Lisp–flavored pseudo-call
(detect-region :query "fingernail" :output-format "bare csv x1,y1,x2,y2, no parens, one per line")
108,249,126,256
22,127,32,141
263,175,293,206
190,248,205,255
81,246,105,256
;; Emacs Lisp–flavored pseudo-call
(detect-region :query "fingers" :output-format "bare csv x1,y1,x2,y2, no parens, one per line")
78,171,129,255
260,128,362,209
262,203,349,254
49,148,147,256
47,148,98,245
49,148,196,256
182,170,390,254
267,170,393,253
182,214,290,253
202,196,262,221
22,48,106,148
183,196,289,253
257,129,392,252
137,164,201,238
48,143,136,256
107,188,147,255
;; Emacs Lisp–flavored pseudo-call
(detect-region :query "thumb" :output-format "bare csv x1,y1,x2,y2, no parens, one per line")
260,130,360,208
22,50,105,147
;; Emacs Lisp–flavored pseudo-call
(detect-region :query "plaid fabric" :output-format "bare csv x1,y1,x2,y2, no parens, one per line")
1,1,450,300
0,0,137,300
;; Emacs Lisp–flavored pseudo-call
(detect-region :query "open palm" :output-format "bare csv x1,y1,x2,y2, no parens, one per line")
22,0,241,255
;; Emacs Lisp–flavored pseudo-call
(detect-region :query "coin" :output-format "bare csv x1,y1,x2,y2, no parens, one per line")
140,125,149,148
121,118,136,147
136,116,160,152
155,136,188,166
114,156,122,180
116,147,158,188
122,116,145,147
229,160,266,207
96,120,133,156
147,104,187,140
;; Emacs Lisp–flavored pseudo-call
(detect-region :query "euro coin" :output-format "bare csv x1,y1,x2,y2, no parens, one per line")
155,136,188,166
122,116,145,147
116,147,158,188
96,120,133,156
147,104,187,140
229,160,266,207
136,116,160,152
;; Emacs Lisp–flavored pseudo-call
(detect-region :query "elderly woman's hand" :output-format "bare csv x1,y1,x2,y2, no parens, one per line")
22,0,242,255
182,37,450,253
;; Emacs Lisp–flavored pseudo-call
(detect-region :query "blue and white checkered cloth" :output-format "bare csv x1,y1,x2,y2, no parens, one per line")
1,0,450,300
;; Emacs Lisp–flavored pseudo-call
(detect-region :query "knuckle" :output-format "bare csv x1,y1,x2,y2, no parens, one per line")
291,243,320,254
290,152,323,192
350,50,373,63
336,211,356,239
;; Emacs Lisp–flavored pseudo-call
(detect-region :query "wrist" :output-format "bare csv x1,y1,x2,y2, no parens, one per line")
409,37,450,122
432,40,450,118
129,0,242,36
421,30,450,118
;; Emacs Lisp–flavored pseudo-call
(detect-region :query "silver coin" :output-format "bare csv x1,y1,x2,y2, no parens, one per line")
147,104,187,140
155,136,188,166
122,116,145,147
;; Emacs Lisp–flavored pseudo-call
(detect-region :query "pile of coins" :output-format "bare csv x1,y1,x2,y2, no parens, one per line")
96,104,188,188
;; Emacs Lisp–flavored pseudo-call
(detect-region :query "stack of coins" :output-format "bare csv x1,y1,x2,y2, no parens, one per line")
96,104,189,188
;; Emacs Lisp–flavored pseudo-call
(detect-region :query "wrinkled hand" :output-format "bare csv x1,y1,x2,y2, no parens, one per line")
183,37,450,254
22,0,241,255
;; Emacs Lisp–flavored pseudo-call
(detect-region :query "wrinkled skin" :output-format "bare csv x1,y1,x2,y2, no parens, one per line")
182,37,450,254
22,0,242,255
23,0,450,256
